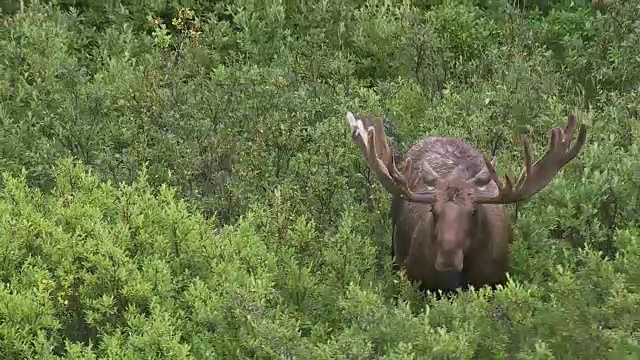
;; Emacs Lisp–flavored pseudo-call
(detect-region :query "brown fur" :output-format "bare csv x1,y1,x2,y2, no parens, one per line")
391,137,514,293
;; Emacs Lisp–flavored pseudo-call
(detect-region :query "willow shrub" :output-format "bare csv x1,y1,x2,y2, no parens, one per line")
0,0,639,358
0,151,637,359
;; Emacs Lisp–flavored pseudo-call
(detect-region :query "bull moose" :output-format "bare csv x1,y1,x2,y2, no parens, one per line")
346,112,587,293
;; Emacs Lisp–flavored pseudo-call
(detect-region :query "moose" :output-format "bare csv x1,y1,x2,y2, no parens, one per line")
346,112,587,293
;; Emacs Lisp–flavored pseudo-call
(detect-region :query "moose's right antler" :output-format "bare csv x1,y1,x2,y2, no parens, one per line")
346,112,437,203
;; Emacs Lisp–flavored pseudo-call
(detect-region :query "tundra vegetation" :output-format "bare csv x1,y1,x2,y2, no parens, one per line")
0,0,638,358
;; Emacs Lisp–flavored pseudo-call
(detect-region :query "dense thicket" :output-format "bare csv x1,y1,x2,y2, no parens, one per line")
0,0,638,358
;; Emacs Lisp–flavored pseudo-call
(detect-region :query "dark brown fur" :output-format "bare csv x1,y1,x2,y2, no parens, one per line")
391,137,513,293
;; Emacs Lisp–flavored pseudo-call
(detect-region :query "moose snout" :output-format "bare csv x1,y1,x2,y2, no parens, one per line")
435,250,464,272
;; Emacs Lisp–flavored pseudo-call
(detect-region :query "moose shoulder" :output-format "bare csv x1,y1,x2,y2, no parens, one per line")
346,112,587,293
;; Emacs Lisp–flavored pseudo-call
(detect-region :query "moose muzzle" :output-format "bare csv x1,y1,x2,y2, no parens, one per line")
435,249,464,272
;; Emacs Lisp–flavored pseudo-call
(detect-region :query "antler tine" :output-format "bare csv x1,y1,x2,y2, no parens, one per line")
347,112,371,165
513,134,533,189
372,116,390,162
366,118,416,199
564,114,577,139
562,114,587,165
475,114,587,205
371,117,416,192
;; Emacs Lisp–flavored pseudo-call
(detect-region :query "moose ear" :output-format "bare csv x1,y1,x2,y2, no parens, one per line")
469,166,493,193
474,172,492,187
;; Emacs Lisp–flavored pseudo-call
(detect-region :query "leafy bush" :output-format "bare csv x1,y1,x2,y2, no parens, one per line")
0,0,638,358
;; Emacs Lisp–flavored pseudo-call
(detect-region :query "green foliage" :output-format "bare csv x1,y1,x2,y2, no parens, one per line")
0,0,638,358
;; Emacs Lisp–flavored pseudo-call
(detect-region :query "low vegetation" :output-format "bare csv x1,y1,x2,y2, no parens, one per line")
0,0,638,358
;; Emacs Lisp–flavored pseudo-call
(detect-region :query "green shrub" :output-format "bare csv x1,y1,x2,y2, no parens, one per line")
0,0,638,358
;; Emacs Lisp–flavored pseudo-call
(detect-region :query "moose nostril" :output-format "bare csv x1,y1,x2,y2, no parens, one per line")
435,251,464,272
435,262,456,272
435,262,461,272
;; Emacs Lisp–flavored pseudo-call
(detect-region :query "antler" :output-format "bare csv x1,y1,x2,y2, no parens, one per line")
346,112,437,203
474,114,587,204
